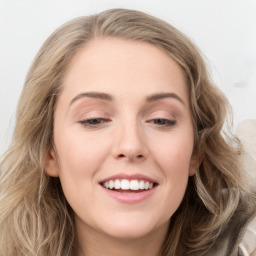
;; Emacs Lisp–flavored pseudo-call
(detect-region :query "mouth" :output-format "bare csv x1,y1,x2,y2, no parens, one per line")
100,179,158,193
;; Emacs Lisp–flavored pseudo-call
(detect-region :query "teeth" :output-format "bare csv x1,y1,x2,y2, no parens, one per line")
130,180,139,190
121,179,130,190
109,180,114,189
114,179,121,189
102,179,154,191
139,180,145,189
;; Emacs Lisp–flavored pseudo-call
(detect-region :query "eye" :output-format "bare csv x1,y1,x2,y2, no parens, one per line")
79,118,111,128
147,118,176,127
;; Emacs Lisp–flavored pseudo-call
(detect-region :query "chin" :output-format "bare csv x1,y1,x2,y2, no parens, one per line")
101,217,167,240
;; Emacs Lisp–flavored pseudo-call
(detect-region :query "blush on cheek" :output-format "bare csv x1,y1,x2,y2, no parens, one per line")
57,137,110,178
157,146,191,167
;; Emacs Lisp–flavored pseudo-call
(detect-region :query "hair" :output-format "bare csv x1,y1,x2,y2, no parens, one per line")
0,8,251,256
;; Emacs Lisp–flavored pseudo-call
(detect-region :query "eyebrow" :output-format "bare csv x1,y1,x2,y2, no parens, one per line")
70,92,113,106
69,91,185,106
146,92,185,105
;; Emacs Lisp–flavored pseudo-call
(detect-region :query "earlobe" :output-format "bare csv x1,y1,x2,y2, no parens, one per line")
189,154,202,176
44,148,60,177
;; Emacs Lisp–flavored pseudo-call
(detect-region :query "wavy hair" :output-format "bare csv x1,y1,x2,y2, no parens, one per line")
0,8,249,255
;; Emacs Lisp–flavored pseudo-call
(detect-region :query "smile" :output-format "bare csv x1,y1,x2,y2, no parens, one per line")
102,179,155,191
99,174,158,203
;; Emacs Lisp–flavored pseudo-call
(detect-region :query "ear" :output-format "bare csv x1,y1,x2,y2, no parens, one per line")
45,148,60,177
188,153,202,176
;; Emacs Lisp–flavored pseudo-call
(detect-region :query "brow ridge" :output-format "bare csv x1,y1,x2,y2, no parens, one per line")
146,92,185,105
70,91,184,106
70,92,113,106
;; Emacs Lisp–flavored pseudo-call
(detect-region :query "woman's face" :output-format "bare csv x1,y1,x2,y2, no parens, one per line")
46,38,199,240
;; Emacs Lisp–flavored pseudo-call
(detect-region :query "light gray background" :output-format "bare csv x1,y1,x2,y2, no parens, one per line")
1,0,256,157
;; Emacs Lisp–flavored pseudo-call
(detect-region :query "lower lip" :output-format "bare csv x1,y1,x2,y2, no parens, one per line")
100,185,157,204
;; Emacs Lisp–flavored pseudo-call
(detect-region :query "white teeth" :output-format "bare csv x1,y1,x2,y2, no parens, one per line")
109,180,114,189
102,179,154,191
121,179,130,190
145,181,149,190
139,180,145,189
114,179,121,189
130,180,139,190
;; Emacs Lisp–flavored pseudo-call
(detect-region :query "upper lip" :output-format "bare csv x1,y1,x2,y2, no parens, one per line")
99,173,158,184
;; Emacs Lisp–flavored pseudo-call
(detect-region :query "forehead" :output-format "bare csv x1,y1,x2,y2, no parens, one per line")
60,38,188,104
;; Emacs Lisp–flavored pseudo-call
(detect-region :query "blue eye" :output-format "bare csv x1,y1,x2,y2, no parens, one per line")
79,118,110,127
149,118,176,126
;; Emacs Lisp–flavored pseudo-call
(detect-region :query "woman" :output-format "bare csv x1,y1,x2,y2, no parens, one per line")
0,8,255,256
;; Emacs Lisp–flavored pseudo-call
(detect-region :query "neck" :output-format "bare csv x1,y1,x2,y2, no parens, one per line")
76,219,169,256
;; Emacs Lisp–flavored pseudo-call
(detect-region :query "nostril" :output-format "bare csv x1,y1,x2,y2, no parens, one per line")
116,153,146,161
118,154,144,159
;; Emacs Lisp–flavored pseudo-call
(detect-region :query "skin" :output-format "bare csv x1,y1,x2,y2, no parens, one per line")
45,38,199,256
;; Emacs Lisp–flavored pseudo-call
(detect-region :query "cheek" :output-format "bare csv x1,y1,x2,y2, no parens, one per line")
148,133,193,215
54,131,110,212
53,131,112,211
55,128,110,175
150,132,194,172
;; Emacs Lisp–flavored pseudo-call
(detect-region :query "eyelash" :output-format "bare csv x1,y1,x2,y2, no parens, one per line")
79,118,111,127
147,118,176,127
79,117,176,128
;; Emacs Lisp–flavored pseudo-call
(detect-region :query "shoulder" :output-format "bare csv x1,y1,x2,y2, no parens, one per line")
235,119,256,193
239,214,256,256
205,196,256,256
236,119,256,255
205,119,256,256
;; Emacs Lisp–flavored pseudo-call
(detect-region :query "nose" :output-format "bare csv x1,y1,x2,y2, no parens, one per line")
112,122,148,162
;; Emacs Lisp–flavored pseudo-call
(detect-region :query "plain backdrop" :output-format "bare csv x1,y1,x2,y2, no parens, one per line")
0,0,256,156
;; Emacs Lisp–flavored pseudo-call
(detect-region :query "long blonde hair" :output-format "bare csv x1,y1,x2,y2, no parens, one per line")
0,8,249,255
